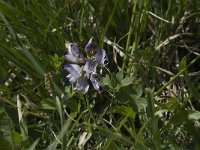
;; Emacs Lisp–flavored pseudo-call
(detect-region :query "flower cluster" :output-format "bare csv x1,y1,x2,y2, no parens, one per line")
64,38,108,93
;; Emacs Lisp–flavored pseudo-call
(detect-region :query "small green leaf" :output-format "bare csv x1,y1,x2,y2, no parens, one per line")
181,56,187,68
136,85,143,98
115,71,123,82
111,106,136,119
112,71,123,88
40,99,55,110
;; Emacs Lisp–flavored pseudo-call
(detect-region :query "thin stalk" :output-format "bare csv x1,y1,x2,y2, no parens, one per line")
122,2,137,71
100,0,118,48
85,95,96,124
154,54,200,96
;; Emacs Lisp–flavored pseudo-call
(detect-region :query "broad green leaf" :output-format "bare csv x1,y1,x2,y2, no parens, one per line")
105,141,122,150
163,108,188,131
115,84,143,105
40,99,55,110
155,97,179,111
188,111,200,120
136,97,148,109
121,77,133,87
0,43,42,79
115,84,138,103
0,138,13,150
165,97,179,111
0,107,16,150
100,74,113,89
27,138,40,150
0,64,8,85
13,131,23,145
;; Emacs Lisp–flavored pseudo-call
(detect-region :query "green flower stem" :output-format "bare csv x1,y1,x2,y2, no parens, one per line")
85,95,96,124
122,2,137,71
154,54,200,96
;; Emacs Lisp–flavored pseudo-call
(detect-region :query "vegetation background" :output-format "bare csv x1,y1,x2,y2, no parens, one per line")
0,0,200,149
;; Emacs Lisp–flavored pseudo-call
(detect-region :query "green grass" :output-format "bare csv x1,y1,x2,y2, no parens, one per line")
0,0,200,149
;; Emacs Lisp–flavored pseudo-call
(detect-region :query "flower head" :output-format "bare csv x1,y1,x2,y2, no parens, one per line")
64,43,84,63
64,38,108,93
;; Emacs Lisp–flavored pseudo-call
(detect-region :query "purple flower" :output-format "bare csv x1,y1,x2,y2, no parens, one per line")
85,38,98,52
64,38,108,93
64,43,84,63
83,60,98,78
85,38,100,57
64,64,90,93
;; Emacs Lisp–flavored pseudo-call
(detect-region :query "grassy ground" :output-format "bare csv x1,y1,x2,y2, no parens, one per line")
0,0,200,149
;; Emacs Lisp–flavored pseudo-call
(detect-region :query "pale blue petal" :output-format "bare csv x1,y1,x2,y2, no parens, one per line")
95,49,108,64
64,53,78,62
83,60,98,75
64,64,81,83
64,53,84,63
90,74,100,90
71,43,80,56
65,43,84,63
76,77,89,93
